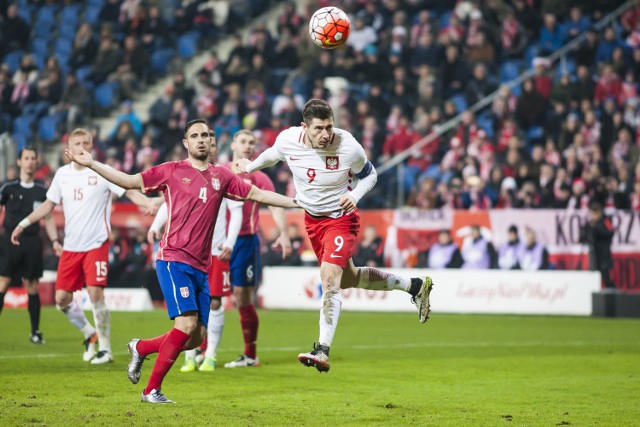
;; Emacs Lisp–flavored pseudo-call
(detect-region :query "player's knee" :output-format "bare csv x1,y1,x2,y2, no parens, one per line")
210,297,222,310
55,294,72,309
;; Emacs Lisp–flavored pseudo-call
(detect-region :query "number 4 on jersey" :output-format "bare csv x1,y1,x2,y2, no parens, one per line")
199,187,207,203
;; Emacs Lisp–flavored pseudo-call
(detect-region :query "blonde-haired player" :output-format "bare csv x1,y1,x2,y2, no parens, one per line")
11,128,156,364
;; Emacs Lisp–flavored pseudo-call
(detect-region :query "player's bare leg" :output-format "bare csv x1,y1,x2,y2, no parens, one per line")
344,260,434,323
24,279,44,344
225,287,260,368
298,262,344,373
55,289,98,361
88,286,113,364
0,276,9,315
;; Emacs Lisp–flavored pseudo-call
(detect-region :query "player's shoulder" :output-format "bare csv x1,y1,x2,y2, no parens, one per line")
335,127,358,144
0,179,19,193
34,180,48,190
277,126,304,144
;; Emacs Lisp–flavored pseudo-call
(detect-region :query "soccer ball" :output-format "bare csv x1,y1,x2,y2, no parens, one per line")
308,7,351,49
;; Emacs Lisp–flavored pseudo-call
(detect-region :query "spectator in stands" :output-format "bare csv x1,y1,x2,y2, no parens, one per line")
140,5,169,50
439,44,469,98
347,14,378,54
580,200,614,288
575,27,599,68
425,229,462,269
465,64,498,109
108,36,149,101
51,73,87,131
515,79,547,131
92,36,121,85
518,227,548,270
148,84,175,133
595,27,623,65
501,7,529,59
461,225,497,269
539,13,564,55
70,23,98,70
562,6,591,41
498,225,524,270
1,4,30,55
630,178,640,211
353,225,385,268
406,177,437,209
572,65,596,104
594,64,622,106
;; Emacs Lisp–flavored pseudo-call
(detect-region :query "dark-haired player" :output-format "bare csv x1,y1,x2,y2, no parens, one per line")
234,99,434,373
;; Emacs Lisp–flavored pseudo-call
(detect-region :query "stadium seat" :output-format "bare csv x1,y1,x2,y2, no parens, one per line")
35,5,58,28
450,94,468,113
3,50,25,74
38,113,65,144
13,115,35,140
13,133,29,152
178,32,200,59
499,61,522,83
31,52,46,70
95,82,118,111
75,65,94,85
31,38,50,57
55,38,73,58
150,49,175,76
84,6,101,26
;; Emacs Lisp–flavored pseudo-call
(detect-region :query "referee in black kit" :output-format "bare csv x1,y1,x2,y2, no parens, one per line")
0,147,59,343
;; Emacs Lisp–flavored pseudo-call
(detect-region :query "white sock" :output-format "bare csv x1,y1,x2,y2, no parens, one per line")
356,267,411,292
318,290,342,347
91,300,111,353
57,300,95,338
184,349,196,360
206,306,224,358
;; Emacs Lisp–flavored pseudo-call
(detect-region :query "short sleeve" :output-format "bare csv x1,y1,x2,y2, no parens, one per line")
108,181,127,198
223,169,253,200
46,171,62,204
140,162,172,193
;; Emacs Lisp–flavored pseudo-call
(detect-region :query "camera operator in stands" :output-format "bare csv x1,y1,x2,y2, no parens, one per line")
579,200,615,289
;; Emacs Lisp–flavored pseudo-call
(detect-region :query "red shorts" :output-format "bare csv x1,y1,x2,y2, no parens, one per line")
208,256,231,297
304,210,360,268
56,241,110,292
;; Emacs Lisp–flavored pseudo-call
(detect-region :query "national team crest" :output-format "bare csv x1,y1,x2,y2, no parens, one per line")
180,287,190,298
211,178,220,191
326,156,339,170
88,176,97,186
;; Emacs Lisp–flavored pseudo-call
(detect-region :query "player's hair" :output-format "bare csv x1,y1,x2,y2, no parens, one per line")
233,129,255,141
589,200,604,213
68,128,93,144
302,99,333,125
18,146,38,159
184,119,207,137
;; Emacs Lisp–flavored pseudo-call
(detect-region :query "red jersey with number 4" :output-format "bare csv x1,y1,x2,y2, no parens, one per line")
139,160,253,272
224,164,275,236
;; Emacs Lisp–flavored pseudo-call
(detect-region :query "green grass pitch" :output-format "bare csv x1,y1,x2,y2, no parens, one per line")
1,307,639,426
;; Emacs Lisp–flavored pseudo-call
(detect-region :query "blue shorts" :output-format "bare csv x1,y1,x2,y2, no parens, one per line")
229,234,261,287
156,260,210,328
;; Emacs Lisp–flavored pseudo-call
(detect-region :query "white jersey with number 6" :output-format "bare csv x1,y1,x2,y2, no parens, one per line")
246,126,367,217
47,164,126,252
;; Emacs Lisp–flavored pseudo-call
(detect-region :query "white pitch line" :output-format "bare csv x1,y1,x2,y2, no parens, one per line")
0,340,636,360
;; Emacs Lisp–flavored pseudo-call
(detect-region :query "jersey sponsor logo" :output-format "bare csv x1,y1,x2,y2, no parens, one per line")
289,156,300,161
182,177,192,184
326,156,339,170
211,178,220,191
329,253,343,258
180,287,190,298
88,176,97,186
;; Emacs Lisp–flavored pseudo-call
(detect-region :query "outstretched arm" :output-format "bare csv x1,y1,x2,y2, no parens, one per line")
124,189,160,215
234,147,283,173
268,206,291,259
65,148,140,189
247,186,299,209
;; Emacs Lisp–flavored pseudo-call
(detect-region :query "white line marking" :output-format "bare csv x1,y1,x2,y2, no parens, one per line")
0,340,635,360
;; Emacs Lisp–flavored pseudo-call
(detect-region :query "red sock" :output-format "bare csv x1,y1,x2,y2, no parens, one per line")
198,336,208,352
239,304,258,359
144,328,190,394
136,332,170,357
